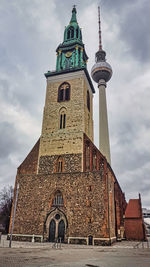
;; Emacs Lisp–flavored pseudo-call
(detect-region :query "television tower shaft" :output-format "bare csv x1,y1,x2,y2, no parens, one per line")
91,6,112,165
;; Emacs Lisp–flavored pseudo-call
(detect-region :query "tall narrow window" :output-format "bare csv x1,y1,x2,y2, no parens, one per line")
87,91,90,111
86,141,90,171
58,82,70,102
89,185,92,192
57,157,63,172
76,28,78,38
67,31,70,39
60,114,62,129
59,89,64,101
93,150,97,171
67,27,74,40
63,114,66,128
60,114,66,129
65,87,70,100
71,28,74,38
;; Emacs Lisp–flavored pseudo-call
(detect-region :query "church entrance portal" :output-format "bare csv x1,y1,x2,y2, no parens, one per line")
47,212,66,242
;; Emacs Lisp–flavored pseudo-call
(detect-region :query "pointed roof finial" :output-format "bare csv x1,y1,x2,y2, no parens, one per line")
98,6,102,51
70,5,77,23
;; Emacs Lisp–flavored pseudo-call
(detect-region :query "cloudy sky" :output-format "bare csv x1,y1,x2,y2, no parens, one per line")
0,0,150,208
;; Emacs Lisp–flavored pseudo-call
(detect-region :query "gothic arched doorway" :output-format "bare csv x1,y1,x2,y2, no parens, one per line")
49,219,56,242
45,208,67,243
58,220,65,242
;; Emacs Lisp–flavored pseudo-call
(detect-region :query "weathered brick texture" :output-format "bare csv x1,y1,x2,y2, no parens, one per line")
125,196,146,240
13,171,111,241
38,153,82,173
17,139,40,175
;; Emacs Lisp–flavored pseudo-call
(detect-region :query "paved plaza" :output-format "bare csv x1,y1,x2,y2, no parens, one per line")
0,236,150,267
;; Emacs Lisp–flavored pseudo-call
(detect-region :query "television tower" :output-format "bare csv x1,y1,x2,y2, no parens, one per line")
91,6,112,165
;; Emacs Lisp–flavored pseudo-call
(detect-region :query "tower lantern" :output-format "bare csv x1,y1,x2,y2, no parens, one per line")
54,6,88,72
91,6,112,165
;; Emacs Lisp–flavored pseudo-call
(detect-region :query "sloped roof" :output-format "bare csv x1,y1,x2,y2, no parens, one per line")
125,199,141,218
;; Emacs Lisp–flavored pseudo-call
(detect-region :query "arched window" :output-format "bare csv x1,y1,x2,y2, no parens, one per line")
57,156,63,172
67,27,74,40
58,82,70,102
86,141,90,171
87,91,90,111
59,107,67,130
52,191,64,206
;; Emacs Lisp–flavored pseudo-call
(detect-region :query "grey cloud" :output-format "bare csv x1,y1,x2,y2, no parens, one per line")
0,122,20,159
111,114,150,172
119,3,150,62
0,2,48,117
119,165,150,209
103,0,129,10
103,0,150,63
113,144,150,175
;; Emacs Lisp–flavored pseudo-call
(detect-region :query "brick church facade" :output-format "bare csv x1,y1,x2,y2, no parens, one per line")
9,7,129,245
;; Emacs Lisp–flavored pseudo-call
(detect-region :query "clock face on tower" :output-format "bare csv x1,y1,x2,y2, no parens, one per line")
65,51,72,58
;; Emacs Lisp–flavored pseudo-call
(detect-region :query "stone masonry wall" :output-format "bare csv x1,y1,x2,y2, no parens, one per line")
12,171,110,241
38,153,82,173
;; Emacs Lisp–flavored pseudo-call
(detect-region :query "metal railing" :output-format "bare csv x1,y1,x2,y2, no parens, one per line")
52,237,62,249
133,239,149,249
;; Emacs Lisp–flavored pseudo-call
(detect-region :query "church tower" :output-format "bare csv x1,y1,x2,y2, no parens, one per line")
38,6,95,173
9,7,127,246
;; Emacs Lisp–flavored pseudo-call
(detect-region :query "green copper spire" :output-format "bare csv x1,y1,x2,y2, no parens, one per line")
70,5,77,23
55,7,88,72
63,6,82,44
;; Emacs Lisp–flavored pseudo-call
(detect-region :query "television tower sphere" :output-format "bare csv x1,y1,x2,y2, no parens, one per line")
91,50,112,84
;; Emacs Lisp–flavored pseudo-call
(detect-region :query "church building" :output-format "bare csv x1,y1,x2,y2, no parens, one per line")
9,7,128,245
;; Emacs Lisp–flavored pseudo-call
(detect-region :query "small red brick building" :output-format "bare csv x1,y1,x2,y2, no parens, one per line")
125,194,146,240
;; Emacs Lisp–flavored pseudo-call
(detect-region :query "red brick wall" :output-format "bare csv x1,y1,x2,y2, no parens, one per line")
125,196,146,241
83,134,127,240
17,139,40,175
114,181,127,238
125,218,145,240
83,134,106,172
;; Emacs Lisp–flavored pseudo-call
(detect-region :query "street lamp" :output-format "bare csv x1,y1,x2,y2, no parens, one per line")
9,183,19,248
